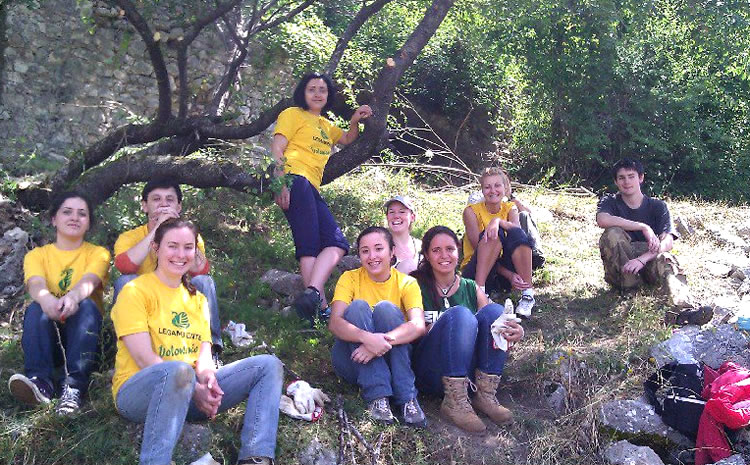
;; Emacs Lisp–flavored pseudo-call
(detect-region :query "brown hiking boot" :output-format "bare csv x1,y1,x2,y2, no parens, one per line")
473,370,513,425
440,376,485,432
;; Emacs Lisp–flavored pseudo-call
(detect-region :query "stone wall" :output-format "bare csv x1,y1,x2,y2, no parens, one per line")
0,0,291,171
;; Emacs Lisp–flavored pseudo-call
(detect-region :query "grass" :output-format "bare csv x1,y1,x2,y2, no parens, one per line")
1,167,749,464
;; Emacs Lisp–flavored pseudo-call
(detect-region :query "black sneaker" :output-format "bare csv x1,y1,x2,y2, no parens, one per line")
367,397,395,424
400,397,427,428
294,287,322,326
56,385,83,415
8,374,53,405
212,351,224,369
318,306,332,324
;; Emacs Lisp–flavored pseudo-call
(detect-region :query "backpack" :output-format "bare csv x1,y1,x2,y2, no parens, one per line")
643,362,706,439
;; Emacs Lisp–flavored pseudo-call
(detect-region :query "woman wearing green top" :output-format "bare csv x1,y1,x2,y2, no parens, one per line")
410,226,524,432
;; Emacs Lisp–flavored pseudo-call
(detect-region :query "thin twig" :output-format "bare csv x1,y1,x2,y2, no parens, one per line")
54,323,68,379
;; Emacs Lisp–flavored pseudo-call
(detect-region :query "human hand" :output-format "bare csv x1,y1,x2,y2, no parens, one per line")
641,225,660,253
58,294,80,322
274,185,290,211
350,105,373,124
352,345,378,364
193,378,223,419
39,295,63,322
484,219,500,241
361,332,394,356
502,319,525,343
623,258,645,274
150,207,180,228
510,273,531,291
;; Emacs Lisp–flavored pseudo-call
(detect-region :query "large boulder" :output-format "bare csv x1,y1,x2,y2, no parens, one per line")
603,440,664,465
650,324,750,368
0,227,29,297
599,399,692,448
260,269,305,297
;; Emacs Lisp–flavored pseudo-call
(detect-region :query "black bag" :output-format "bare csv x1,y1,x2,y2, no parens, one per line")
643,361,706,439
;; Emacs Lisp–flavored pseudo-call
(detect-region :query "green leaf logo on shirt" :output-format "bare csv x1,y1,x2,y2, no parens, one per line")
58,268,73,293
319,126,330,143
171,311,190,329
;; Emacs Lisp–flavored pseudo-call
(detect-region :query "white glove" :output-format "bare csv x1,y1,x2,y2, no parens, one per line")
279,394,324,422
286,380,330,414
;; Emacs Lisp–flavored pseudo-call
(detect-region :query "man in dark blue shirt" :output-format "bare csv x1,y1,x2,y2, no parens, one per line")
596,159,695,311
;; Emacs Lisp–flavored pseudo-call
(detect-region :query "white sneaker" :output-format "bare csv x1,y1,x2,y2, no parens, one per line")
516,294,535,318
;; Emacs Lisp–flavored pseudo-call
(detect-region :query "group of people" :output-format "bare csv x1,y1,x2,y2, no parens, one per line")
9,72,703,465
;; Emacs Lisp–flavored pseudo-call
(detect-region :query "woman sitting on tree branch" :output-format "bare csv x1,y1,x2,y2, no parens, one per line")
271,72,372,325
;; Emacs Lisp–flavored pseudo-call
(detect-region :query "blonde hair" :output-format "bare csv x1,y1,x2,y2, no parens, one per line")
478,166,508,185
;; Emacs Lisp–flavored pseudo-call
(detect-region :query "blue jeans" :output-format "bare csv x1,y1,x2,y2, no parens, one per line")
412,304,508,395
116,355,283,465
21,298,102,392
114,274,223,349
331,300,417,404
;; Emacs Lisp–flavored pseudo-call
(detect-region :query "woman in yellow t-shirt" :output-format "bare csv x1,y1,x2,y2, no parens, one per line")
271,72,372,324
328,226,427,427
10,191,110,415
462,167,536,317
111,218,282,465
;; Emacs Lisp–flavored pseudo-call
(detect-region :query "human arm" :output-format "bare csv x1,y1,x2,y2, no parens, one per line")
384,307,426,345
329,300,395,364
193,342,223,419
463,206,482,248
27,276,63,321
270,134,291,210
496,265,532,291
58,273,103,320
475,284,490,308
337,105,373,145
506,206,521,228
121,332,164,369
622,231,675,273
596,212,660,253
189,248,210,275
509,195,532,214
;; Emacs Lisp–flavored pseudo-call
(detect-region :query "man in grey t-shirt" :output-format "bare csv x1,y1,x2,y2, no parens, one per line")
596,159,695,311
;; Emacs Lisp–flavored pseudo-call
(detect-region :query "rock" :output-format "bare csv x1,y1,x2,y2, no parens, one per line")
0,227,29,298
547,350,586,381
260,269,305,297
337,255,361,272
174,423,212,464
707,226,748,250
543,381,567,416
650,324,750,368
674,216,694,238
298,438,337,465
739,280,750,297
603,440,665,465
599,399,693,448
731,266,749,281
715,455,747,465
705,261,732,277
737,223,750,240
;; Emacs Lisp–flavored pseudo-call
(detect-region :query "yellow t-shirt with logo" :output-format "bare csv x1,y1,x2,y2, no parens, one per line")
23,242,111,312
332,267,423,318
460,201,516,269
110,272,211,401
113,224,207,275
274,107,344,190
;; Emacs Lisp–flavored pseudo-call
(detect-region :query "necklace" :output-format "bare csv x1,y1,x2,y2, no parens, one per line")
437,274,458,309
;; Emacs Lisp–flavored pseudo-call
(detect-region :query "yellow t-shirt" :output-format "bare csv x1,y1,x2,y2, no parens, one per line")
274,107,344,190
460,201,516,268
114,224,207,275
332,267,423,318
110,272,211,401
23,242,111,312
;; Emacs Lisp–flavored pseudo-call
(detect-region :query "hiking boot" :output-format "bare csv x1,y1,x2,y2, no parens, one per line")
473,370,513,425
293,287,322,326
675,305,714,326
440,376,485,432
237,457,273,465
367,397,395,424
8,374,53,405
56,385,83,415
400,397,427,428
318,305,332,324
516,294,535,319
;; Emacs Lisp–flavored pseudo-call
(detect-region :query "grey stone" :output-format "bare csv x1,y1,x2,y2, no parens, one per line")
715,455,746,465
600,400,692,448
14,62,30,74
674,216,694,238
731,266,750,281
650,324,750,369
0,228,29,296
337,255,361,272
706,261,732,277
175,423,212,463
544,381,567,416
260,269,305,297
604,440,664,465
707,225,748,250
738,223,750,240
739,280,750,297
298,438,337,465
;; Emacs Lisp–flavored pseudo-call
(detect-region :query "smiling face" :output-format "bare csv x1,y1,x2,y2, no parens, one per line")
141,187,182,220
386,201,415,233
52,197,90,239
480,174,506,205
304,78,329,114
358,231,394,281
614,168,644,197
153,226,196,279
426,232,460,276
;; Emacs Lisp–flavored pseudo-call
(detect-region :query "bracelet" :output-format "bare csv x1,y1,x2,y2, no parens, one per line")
636,258,645,266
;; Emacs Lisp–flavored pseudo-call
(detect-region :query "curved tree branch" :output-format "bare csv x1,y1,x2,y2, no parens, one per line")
181,0,244,46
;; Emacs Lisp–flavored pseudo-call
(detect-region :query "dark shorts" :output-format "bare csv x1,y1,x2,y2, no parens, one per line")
462,227,534,293
284,175,350,260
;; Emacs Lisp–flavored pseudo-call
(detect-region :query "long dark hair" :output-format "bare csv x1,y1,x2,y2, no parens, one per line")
153,218,199,295
410,226,461,309
49,190,96,228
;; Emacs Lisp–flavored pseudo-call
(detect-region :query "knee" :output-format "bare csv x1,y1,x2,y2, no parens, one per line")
475,303,503,325
161,361,196,392
443,306,476,325
344,300,372,322
600,227,628,248
256,354,284,380
24,302,44,320
372,301,404,324
77,298,101,316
